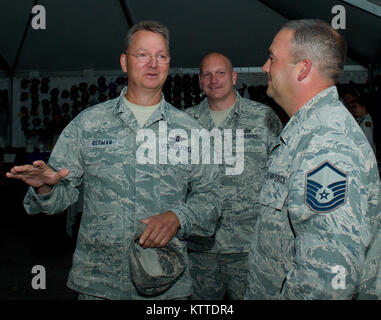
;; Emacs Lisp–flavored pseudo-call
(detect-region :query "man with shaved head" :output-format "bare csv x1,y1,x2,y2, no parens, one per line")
186,52,282,299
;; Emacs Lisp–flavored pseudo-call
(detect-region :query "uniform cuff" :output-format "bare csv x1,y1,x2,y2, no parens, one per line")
170,206,190,240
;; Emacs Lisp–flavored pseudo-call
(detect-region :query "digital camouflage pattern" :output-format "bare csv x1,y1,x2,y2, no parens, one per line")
188,251,248,299
129,221,186,296
186,92,283,254
186,92,282,299
245,86,381,300
357,113,376,155
23,87,222,300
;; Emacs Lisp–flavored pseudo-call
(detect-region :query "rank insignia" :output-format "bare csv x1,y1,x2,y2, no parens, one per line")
305,161,347,213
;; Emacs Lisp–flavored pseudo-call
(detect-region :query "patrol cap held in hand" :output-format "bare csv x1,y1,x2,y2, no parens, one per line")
129,221,185,296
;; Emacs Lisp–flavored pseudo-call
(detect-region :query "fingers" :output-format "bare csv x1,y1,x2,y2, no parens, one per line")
158,233,174,247
7,161,45,176
33,160,47,168
9,164,34,174
138,211,180,248
58,168,70,178
5,161,70,189
139,223,162,248
5,171,22,179
6,164,35,180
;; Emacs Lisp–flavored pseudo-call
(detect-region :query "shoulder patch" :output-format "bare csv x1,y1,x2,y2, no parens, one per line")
305,161,347,213
365,121,371,127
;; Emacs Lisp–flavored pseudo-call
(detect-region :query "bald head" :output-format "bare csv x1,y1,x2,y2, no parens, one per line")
199,52,237,110
200,52,234,74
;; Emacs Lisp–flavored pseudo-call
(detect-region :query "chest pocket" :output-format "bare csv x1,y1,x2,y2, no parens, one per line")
83,138,131,204
84,137,129,169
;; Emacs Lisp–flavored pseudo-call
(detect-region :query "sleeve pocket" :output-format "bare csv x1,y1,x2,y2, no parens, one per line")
259,177,289,210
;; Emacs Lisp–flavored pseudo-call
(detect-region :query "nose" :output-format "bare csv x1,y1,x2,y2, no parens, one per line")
147,55,158,68
262,58,270,73
210,73,218,83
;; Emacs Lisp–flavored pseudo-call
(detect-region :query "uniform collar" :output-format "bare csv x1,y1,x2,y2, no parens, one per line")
231,91,243,116
196,90,241,130
280,86,339,146
357,113,370,124
113,86,170,128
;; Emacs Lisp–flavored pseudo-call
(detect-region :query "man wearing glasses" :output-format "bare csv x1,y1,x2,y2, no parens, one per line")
6,21,221,300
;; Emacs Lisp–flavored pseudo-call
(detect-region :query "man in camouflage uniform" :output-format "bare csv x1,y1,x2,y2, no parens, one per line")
186,52,282,299
345,95,376,155
245,19,381,299
6,21,221,300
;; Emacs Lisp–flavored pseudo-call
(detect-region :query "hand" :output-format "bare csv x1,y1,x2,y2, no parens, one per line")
139,211,181,248
6,160,69,193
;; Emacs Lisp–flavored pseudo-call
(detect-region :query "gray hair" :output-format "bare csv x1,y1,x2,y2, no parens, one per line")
281,19,347,82
124,20,170,52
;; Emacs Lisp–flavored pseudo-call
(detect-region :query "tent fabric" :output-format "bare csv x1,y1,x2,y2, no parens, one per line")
1,0,380,73
1,0,380,148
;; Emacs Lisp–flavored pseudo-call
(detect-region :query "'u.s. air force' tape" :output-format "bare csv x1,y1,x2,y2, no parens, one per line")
305,161,347,213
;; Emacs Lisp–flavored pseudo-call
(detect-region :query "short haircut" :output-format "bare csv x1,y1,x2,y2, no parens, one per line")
281,19,347,82
124,20,170,52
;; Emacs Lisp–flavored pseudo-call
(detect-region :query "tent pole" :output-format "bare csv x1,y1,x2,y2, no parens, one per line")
12,0,38,72
10,0,37,147
119,0,134,28
9,73,14,147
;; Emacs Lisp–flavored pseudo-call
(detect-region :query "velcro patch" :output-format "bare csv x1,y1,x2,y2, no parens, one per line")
305,161,347,213
89,139,123,147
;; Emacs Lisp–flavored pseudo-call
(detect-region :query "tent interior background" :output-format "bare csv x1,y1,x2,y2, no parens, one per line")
0,0,380,300
1,0,381,149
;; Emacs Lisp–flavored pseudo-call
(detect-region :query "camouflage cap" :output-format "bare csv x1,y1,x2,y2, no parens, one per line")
129,221,186,296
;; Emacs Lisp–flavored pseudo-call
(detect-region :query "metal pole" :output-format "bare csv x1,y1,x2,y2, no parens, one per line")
119,0,134,28
9,73,14,147
12,0,38,72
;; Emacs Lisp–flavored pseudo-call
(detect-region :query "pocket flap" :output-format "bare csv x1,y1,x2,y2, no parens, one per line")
259,172,289,210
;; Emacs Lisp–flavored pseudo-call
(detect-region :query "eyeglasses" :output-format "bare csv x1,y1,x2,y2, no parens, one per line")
127,50,170,64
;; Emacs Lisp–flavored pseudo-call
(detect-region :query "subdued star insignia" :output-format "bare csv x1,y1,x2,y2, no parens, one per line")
168,135,187,143
305,161,347,213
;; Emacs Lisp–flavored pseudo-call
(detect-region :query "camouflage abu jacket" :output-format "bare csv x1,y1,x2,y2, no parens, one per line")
246,86,381,299
186,92,282,253
24,87,222,299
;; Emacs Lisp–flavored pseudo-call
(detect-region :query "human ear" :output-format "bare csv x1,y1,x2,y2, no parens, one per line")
232,71,238,85
120,54,127,73
297,59,312,81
